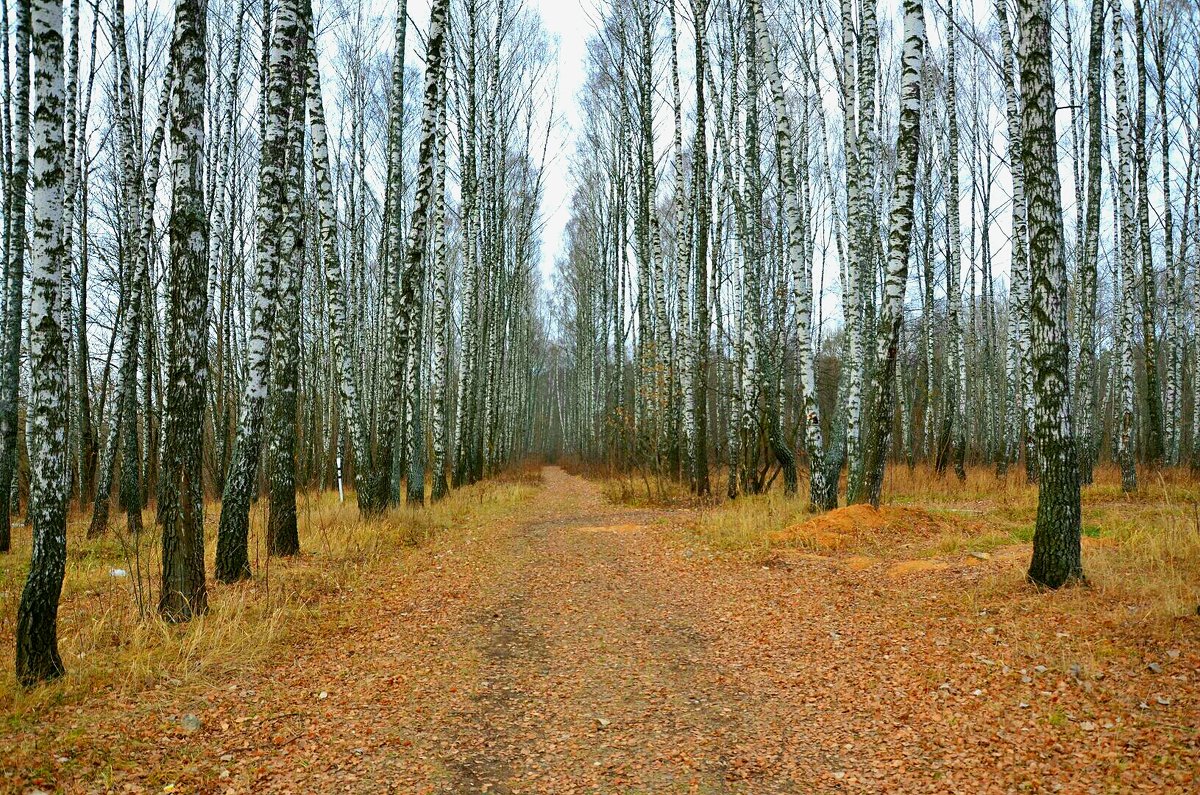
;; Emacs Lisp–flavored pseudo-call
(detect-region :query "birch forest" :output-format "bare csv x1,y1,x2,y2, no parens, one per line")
2,0,1200,787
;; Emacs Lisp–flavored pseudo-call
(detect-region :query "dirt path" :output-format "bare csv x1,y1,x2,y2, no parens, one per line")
203,467,773,793
14,467,1198,793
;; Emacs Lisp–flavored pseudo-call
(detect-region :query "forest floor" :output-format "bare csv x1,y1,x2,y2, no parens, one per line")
2,465,1199,793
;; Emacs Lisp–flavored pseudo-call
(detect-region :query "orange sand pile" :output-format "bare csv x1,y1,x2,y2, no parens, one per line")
769,504,961,551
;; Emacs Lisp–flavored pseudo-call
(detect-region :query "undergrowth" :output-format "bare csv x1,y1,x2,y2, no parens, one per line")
0,470,539,717
678,463,1200,623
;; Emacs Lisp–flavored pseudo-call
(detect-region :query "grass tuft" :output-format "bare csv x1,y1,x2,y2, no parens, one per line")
0,472,538,716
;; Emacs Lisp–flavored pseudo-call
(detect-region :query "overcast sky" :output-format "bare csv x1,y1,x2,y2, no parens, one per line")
401,0,598,287
529,0,597,286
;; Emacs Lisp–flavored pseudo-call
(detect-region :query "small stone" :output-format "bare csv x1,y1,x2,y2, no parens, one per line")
1155,695,1171,706
1021,676,1032,684
682,549,694,559
1035,665,1048,673
1079,721,1096,732
984,627,996,635
1148,662,1163,674
1019,702,1030,709
972,689,983,696
832,772,846,780
969,551,991,561
219,770,230,780
596,717,611,729
318,691,329,699
220,754,234,762
1167,650,1180,660
180,714,201,733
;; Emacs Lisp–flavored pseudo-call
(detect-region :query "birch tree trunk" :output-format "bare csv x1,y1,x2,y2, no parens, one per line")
1111,0,1139,492
158,0,210,621
367,0,411,514
87,44,172,539
399,0,451,505
0,0,30,553
303,10,372,515
216,0,305,581
1131,0,1164,464
996,0,1035,481
15,0,69,685
751,0,830,507
429,67,450,503
937,0,967,483
690,0,710,496
669,1,692,484
859,0,925,508
1018,0,1083,589
452,0,480,489
267,50,308,556
1075,0,1104,484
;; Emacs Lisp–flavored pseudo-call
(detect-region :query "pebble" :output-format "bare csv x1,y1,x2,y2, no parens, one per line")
181,714,201,733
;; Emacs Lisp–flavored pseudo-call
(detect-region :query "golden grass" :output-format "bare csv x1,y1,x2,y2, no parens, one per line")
0,470,540,717
557,457,700,508
682,462,1200,623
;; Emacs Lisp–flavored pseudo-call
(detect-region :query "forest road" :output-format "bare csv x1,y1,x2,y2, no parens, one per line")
63,465,1191,793
219,465,821,793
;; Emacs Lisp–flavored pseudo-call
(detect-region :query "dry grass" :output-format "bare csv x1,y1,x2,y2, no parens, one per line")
683,462,1200,625
558,457,701,508
0,471,540,718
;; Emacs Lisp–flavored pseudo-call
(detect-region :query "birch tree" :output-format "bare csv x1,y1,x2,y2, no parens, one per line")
15,0,70,685
0,0,30,553
216,0,306,581
159,0,210,620
860,0,926,508
1019,0,1083,589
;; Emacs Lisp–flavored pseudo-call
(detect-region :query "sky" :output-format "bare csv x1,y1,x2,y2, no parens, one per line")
529,0,598,286
528,0,597,287
403,0,599,288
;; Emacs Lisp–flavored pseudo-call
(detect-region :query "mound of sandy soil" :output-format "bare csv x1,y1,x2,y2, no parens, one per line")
769,504,968,551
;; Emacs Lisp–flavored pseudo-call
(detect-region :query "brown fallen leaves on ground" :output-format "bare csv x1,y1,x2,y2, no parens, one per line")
2,465,1198,793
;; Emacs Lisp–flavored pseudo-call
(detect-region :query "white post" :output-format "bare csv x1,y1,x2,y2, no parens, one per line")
336,454,344,503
